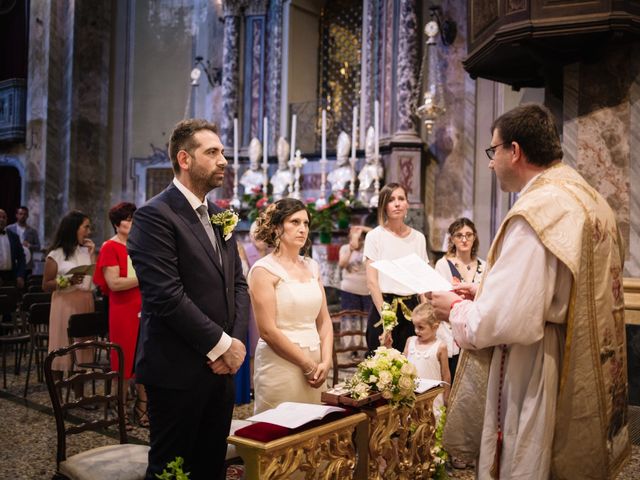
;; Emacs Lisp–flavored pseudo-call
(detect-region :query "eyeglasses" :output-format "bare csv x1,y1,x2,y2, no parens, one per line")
485,141,510,160
453,233,475,241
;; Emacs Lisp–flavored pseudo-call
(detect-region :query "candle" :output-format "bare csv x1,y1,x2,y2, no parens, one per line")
262,116,269,168
321,109,327,160
290,114,297,164
374,100,380,163
351,106,357,159
233,118,239,170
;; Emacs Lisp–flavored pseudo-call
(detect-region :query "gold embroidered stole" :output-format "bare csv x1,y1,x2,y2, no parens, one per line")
443,163,630,478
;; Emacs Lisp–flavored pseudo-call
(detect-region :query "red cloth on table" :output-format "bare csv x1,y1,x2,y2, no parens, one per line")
93,239,141,379
233,410,355,443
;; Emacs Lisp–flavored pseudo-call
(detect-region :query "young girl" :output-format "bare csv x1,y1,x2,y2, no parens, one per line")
403,303,451,411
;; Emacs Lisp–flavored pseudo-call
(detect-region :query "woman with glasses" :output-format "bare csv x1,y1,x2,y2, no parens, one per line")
435,218,484,376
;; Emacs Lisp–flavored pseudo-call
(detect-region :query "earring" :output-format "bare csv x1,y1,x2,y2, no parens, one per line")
274,237,281,251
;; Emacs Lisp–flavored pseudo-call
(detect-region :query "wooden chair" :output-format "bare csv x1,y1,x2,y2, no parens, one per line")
331,309,369,386
0,285,21,333
23,302,51,396
67,311,110,376
44,340,148,479
27,284,44,293
0,295,30,388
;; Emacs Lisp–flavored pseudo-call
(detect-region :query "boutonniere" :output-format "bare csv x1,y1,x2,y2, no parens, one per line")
210,210,239,241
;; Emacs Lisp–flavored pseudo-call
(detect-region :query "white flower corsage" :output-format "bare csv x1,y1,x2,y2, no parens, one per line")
210,210,239,241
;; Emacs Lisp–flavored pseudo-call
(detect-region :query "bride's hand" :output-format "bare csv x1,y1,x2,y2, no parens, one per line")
308,361,330,388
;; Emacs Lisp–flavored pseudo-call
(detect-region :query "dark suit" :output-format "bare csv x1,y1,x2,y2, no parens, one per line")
128,183,249,480
0,229,26,284
6,223,40,271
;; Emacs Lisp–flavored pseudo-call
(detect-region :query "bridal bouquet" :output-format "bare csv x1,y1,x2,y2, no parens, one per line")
347,347,418,408
210,210,239,241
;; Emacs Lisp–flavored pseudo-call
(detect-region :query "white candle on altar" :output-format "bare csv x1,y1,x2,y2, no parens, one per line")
351,106,357,159
233,118,239,170
262,117,269,194
321,109,327,160
374,100,380,162
290,114,297,164
262,116,269,168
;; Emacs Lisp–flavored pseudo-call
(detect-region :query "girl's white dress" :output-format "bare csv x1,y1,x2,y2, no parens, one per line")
406,336,444,414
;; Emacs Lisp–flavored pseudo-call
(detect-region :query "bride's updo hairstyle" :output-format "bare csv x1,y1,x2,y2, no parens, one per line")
254,198,312,254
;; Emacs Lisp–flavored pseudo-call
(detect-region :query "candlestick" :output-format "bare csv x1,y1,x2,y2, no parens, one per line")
262,116,269,195
317,109,328,207
321,109,327,160
231,117,240,209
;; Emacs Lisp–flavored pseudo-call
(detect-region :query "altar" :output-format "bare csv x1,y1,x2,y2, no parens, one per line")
227,387,443,479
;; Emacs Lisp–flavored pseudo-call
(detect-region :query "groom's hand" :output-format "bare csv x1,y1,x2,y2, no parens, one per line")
221,338,246,373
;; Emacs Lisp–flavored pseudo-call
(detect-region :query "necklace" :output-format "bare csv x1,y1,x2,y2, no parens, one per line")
454,259,474,271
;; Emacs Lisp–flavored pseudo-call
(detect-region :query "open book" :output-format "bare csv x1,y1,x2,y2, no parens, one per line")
246,402,346,429
371,253,452,294
415,378,448,394
66,264,95,276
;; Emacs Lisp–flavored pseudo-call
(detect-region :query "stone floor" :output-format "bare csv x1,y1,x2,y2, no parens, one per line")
1,361,639,479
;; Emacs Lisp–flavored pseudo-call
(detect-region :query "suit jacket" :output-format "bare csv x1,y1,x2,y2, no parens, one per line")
1,229,26,279
128,183,249,389
7,223,40,268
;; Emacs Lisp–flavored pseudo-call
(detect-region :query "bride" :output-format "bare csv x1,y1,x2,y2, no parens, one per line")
248,199,333,413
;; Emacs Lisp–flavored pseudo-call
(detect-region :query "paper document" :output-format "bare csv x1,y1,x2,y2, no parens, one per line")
371,254,452,294
247,402,346,429
66,264,95,276
415,378,448,394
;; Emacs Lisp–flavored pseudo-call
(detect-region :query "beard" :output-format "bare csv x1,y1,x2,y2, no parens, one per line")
189,164,224,194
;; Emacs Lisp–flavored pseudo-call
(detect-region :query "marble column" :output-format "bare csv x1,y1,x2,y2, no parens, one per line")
423,0,476,251
265,0,283,156
68,0,112,243
562,43,640,276
393,0,420,140
220,0,243,147
242,0,268,151
359,0,375,146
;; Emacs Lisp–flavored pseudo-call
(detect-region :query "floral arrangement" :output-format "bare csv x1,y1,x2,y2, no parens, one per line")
56,275,71,290
431,406,449,479
156,456,190,479
210,210,239,241
242,186,271,222
347,347,418,408
375,302,398,333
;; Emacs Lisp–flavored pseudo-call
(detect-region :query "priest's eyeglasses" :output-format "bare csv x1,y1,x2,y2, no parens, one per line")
453,233,475,241
485,141,510,160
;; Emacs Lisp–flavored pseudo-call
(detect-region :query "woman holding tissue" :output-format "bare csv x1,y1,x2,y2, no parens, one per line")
248,199,333,413
43,210,96,376
363,183,429,354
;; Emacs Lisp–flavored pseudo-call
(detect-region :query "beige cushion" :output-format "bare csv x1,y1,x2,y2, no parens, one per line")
226,419,252,460
59,444,149,480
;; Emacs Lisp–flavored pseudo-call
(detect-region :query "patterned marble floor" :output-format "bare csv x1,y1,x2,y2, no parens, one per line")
1,364,639,479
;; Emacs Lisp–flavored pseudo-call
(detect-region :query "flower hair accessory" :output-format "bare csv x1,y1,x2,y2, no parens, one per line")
210,210,239,241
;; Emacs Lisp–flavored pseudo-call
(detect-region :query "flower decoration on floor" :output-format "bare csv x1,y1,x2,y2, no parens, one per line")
210,210,239,241
347,346,418,407
431,406,449,480
56,275,71,290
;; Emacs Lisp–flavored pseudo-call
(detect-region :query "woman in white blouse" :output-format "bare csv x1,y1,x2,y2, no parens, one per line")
363,183,429,353
43,211,96,378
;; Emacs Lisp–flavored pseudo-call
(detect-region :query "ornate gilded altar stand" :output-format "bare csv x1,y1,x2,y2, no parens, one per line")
227,387,442,479
361,387,443,480
227,412,369,480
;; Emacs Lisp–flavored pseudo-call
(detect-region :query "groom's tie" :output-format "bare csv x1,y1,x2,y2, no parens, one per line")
196,205,222,265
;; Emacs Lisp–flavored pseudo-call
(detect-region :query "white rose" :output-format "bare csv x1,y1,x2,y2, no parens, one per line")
382,390,393,400
368,375,377,383
401,362,416,376
378,370,392,385
399,375,414,390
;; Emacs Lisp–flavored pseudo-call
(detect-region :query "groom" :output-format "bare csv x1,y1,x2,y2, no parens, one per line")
128,119,249,480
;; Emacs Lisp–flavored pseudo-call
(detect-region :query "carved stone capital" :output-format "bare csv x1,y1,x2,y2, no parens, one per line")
222,0,244,17
244,0,268,16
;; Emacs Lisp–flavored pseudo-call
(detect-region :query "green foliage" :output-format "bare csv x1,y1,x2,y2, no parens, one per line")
431,406,449,480
156,457,190,480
